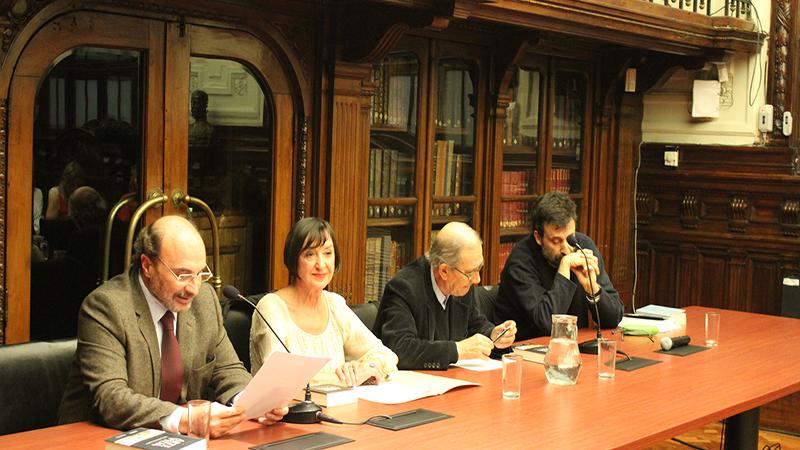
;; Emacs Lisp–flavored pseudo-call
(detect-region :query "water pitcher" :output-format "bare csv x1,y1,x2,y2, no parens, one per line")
544,314,582,385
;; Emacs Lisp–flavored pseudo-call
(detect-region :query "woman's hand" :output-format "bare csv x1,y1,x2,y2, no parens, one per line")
335,361,383,387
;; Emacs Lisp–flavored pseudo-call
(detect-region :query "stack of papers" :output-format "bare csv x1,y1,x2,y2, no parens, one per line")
354,371,479,404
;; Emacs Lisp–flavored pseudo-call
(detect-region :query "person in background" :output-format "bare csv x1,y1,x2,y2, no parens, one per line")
250,217,397,387
46,161,84,219
494,191,624,340
373,222,516,370
59,215,287,437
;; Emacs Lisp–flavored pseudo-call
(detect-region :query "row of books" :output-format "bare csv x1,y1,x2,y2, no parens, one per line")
500,201,531,230
368,147,414,218
501,170,535,196
371,60,417,129
435,66,474,129
497,242,514,274
365,229,411,302
432,139,472,215
548,167,572,194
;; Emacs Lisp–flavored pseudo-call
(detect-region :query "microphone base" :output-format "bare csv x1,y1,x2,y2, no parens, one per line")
281,400,322,424
578,338,599,355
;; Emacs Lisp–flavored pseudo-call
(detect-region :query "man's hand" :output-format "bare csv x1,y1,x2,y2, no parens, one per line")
456,333,493,360
208,404,248,438
559,250,600,295
258,406,289,426
491,320,517,349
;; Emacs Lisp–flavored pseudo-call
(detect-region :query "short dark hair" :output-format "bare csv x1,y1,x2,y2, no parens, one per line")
284,217,340,283
531,191,577,236
133,222,162,266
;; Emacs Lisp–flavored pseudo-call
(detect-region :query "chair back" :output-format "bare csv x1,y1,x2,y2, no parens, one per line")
0,339,77,435
350,301,379,331
223,300,254,371
474,285,499,323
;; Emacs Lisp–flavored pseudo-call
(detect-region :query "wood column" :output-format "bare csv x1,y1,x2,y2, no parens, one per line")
326,61,373,304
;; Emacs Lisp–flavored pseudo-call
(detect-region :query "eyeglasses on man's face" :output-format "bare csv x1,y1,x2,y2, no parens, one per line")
156,257,212,284
452,264,482,281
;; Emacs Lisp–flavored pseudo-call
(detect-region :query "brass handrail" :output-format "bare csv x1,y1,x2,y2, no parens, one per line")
171,190,222,293
102,195,136,282
123,192,169,273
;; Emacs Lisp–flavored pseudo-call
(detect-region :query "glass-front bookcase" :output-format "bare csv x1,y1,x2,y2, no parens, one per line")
499,66,542,274
495,59,591,276
366,53,419,302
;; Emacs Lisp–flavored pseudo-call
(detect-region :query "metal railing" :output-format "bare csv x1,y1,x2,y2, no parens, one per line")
648,0,752,19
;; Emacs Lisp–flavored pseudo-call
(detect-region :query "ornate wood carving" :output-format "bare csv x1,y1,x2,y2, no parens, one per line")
491,30,536,96
271,20,313,83
728,196,750,233
340,2,440,63
0,99,5,344
793,145,800,175
680,193,700,229
0,0,48,64
781,199,800,237
770,0,791,137
636,191,655,225
296,117,308,222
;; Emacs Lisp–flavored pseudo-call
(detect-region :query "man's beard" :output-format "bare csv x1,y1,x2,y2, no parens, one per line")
542,246,563,268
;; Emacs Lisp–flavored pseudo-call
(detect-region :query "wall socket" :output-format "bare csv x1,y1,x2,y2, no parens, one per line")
664,147,679,167
759,104,774,133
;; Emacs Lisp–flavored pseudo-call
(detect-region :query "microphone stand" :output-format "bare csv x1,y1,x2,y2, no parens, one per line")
567,236,603,355
223,285,322,424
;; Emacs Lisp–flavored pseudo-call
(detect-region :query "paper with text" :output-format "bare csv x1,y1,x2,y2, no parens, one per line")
234,351,329,419
451,358,502,371
354,370,479,404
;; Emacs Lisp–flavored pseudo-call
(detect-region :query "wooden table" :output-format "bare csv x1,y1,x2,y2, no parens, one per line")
2,307,799,449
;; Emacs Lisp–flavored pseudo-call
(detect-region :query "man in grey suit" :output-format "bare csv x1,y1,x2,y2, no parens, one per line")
59,215,287,437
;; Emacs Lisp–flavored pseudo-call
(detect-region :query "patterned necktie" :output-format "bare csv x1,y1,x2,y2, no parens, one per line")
159,311,184,403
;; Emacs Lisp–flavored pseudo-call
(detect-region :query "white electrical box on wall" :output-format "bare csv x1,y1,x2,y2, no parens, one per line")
759,104,774,132
783,111,793,136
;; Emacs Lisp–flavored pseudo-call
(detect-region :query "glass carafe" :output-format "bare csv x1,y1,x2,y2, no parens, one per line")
544,314,582,385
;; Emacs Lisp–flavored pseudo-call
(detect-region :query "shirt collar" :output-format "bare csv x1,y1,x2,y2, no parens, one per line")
429,266,447,310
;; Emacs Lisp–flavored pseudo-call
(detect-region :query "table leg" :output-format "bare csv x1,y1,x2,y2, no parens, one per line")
723,407,760,450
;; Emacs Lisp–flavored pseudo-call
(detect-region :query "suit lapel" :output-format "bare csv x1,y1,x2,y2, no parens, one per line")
130,270,161,397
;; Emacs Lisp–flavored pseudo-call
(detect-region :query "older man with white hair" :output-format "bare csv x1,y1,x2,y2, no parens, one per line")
374,222,516,370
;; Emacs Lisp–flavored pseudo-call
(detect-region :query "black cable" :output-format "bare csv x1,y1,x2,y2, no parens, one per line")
318,413,392,426
670,437,706,450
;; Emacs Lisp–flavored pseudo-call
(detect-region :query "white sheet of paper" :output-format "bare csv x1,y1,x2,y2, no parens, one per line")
354,370,479,404
451,358,502,371
619,316,681,333
234,351,329,419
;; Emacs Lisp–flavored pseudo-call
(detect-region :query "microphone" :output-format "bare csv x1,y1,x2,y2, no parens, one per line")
660,335,691,351
566,234,603,355
223,285,323,424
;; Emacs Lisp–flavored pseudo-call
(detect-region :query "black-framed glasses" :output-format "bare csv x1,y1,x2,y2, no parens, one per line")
452,265,482,281
156,257,212,284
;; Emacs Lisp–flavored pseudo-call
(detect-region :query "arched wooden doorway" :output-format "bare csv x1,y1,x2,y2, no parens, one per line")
2,6,304,343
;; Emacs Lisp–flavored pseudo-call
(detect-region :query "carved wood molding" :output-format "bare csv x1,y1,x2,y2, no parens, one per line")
0,98,5,344
491,30,536,97
636,191,655,226
0,0,49,64
728,196,751,233
296,117,308,222
769,0,791,138
680,193,701,230
340,2,440,63
781,199,800,237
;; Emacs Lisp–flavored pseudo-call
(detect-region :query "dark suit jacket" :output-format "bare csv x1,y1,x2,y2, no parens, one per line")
373,257,494,370
58,268,251,430
495,233,624,341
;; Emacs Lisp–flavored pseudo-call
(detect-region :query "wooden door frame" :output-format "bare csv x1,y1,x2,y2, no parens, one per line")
1,7,305,343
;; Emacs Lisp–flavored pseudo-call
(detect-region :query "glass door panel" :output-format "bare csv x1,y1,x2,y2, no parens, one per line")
367,53,419,301
187,57,273,295
31,47,144,340
551,71,586,195
432,58,477,226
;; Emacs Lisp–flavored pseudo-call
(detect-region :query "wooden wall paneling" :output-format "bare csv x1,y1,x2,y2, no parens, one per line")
696,250,725,309
750,257,783,315
326,61,372,304
482,93,508,283
677,245,700,308
651,244,677,307
162,22,189,215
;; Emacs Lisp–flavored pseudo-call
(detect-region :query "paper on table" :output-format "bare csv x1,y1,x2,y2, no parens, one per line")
234,351,329,419
619,316,680,333
354,370,479,404
451,358,502,371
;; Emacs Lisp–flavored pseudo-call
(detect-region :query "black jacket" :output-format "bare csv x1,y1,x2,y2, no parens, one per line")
495,233,623,341
374,257,494,370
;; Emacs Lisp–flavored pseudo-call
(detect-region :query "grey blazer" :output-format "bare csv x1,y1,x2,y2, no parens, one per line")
58,267,251,430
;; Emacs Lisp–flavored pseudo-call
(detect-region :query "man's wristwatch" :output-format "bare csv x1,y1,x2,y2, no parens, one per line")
586,292,601,304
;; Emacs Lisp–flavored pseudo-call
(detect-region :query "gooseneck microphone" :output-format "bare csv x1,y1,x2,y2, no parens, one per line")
222,285,323,424
566,234,603,355
660,335,691,351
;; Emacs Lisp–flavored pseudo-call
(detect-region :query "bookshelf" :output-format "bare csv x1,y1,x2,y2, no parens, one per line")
495,61,591,276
